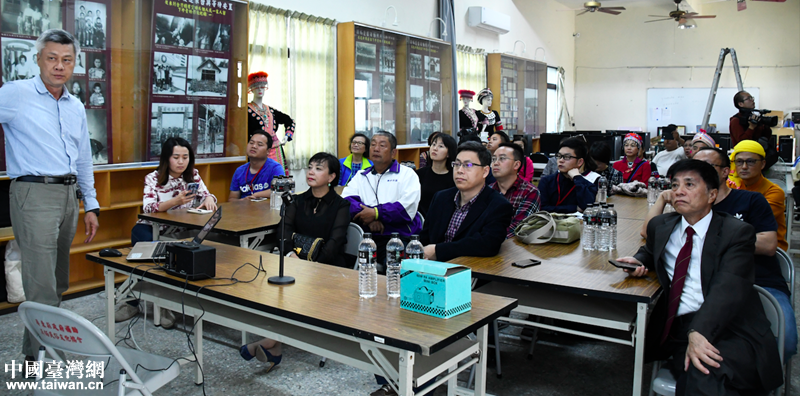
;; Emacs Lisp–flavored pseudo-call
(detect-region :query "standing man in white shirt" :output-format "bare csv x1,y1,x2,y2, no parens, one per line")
0,30,100,362
651,124,687,176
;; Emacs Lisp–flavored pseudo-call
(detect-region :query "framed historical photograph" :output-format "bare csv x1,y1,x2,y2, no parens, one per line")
197,104,225,155
150,103,194,157
424,55,440,81
408,54,423,79
380,46,395,74
152,52,187,95
87,81,106,107
154,13,194,48
68,79,87,105
86,109,108,164
195,20,231,52
1,0,62,36
73,51,86,75
87,52,106,79
409,117,422,143
186,55,228,97
380,74,395,102
355,42,376,71
409,84,423,112
384,120,395,134
74,1,106,50
368,99,381,132
1,37,39,83
354,71,372,99
425,87,440,113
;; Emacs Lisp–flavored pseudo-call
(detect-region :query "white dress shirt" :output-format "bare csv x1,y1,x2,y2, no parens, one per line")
662,210,713,316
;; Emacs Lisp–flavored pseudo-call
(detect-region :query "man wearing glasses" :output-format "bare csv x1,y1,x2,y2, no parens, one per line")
730,90,773,146
488,143,541,238
538,137,599,213
418,141,512,262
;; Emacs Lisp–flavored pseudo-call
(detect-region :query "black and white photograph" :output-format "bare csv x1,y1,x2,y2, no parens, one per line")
75,1,106,50
152,52,187,95
355,42,376,71
425,87,440,113
154,13,194,48
150,103,194,157
73,51,86,75
195,20,231,52
408,54,423,79
1,37,39,83
197,104,225,155
409,84,423,112
421,123,433,143
409,117,422,143
354,71,372,99
87,81,106,107
86,109,108,164
380,46,395,74
432,120,441,133
87,52,105,79
68,79,86,105
424,55,440,81
186,55,228,97
380,74,395,103
1,0,62,36
383,120,395,134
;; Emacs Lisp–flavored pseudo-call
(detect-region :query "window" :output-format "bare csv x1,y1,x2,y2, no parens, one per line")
456,45,486,95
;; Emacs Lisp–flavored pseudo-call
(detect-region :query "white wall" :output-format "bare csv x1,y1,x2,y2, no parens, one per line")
573,0,800,133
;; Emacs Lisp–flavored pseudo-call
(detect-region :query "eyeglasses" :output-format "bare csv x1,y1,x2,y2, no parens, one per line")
491,156,512,163
452,161,483,170
555,154,577,161
734,159,762,167
743,96,754,101
351,141,366,146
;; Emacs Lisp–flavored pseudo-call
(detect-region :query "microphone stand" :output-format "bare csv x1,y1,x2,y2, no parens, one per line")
268,191,295,285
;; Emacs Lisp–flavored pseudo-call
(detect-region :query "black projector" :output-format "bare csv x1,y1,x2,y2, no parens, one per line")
165,242,216,281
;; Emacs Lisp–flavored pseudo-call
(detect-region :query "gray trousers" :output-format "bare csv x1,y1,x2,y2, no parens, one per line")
10,180,78,356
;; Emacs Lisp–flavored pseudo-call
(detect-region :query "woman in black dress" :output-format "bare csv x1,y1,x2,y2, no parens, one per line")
239,152,350,371
416,133,457,217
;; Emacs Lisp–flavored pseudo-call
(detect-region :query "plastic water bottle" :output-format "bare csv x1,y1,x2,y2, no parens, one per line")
405,235,424,259
647,176,657,205
358,233,378,298
607,204,618,250
597,176,608,203
597,205,611,251
385,233,404,298
582,204,596,251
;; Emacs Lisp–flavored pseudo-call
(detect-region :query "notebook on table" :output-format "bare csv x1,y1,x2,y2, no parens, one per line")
126,207,222,261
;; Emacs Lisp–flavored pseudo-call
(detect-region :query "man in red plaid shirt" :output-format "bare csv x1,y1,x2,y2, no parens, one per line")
489,143,541,238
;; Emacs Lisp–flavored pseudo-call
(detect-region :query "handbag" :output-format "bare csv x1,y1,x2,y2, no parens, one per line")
292,233,325,262
514,211,582,245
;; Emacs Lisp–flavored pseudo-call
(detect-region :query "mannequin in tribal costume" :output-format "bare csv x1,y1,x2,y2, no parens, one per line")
475,87,503,137
247,71,294,175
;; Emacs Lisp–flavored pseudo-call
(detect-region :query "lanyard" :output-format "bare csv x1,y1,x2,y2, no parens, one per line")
625,160,646,183
246,163,265,194
556,174,576,206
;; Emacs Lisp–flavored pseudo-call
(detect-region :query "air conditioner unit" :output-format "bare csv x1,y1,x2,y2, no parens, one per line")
467,7,510,35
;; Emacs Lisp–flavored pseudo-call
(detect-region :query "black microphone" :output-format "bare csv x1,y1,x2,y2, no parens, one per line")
280,191,294,206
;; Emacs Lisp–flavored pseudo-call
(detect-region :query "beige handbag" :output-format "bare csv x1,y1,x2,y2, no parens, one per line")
515,212,582,245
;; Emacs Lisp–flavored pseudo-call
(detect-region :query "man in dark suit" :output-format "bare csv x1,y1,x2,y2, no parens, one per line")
617,159,782,395
419,141,512,262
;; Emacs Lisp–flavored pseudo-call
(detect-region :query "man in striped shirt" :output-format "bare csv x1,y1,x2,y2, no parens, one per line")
489,143,541,238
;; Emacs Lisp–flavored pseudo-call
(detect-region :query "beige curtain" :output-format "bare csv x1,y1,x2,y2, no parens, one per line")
456,45,487,94
248,5,336,170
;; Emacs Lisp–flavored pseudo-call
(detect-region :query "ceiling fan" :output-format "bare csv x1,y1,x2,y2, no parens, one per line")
645,0,716,25
559,1,626,16
704,0,786,12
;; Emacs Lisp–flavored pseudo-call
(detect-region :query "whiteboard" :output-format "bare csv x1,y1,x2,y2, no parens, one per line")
646,87,759,135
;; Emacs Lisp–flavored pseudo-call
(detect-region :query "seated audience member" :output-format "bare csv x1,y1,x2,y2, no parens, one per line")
512,138,535,182
121,138,218,327
339,133,372,186
590,141,623,196
613,133,651,183
418,141,513,261
682,139,692,158
538,138,599,213
543,134,587,178
727,141,787,251
416,133,457,217
418,131,441,169
619,159,783,396
240,153,350,373
342,131,422,269
486,130,509,155
229,131,285,200
651,125,687,175
689,132,716,158
489,143,540,238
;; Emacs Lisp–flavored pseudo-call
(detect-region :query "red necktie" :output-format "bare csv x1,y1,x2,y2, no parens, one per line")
660,226,695,344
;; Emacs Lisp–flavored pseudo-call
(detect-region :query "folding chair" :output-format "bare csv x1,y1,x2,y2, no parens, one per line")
18,301,180,396
776,247,795,396
648,285,785,396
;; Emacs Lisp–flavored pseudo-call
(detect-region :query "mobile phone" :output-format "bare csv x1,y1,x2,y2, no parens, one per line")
608,259,642,271
187,208,212,214
186,182,199,195
512,258,541,268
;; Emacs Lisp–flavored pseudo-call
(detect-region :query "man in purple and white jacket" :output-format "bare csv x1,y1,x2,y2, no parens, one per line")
342,131,422,272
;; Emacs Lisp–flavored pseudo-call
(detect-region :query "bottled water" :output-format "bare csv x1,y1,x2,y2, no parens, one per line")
358,232,378,298
582,204,596,251
647,176,657,205
271,176,285,210
597,205,611,251
607,204,618,250
385,233,404,298
405,235,424,259
597,176,608,203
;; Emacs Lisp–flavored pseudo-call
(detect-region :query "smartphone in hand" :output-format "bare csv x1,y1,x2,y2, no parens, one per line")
608,259,642,271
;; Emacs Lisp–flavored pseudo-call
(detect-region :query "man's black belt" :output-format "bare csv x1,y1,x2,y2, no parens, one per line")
16,175,77,185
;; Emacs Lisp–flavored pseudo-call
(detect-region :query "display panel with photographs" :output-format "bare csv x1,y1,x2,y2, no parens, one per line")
489,54,547,136
1,0,63,37
147,0,235,160
74,0,106,50
353,26,399,139
405,38,446,145
1,37,39,82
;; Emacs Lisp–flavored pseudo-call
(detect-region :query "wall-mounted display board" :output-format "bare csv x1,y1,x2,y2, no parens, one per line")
338,22,453,166
487,53,546,137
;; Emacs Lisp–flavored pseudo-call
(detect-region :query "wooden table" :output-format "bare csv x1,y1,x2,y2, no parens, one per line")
449,217,662,396
138,200,282,249
89,242,517,396
604,195,650,221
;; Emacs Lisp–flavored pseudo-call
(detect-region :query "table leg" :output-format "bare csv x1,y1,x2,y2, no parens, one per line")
151,222,160,241
447,364,457,396
475,324,488,396
398,350,414,396
105,268,114,339
240,235,247,249
632,302,647,396
195,314,203,385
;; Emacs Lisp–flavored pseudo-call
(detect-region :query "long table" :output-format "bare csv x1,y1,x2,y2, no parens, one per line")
449,215,661,396
88,242,517,396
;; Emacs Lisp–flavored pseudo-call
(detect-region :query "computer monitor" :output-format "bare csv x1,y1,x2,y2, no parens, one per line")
585,134,622,162
539,133,566,155
576,130,603,135
707,133,731,152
